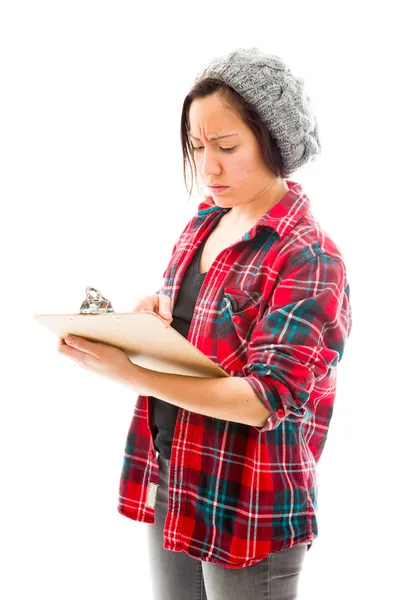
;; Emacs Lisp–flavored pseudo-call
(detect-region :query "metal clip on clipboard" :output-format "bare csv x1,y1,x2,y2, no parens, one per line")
79,287,115,315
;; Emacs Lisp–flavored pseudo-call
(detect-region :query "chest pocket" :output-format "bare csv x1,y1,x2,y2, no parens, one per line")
217,287,262,371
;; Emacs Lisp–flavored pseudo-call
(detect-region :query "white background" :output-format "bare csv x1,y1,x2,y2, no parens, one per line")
1,1,398,598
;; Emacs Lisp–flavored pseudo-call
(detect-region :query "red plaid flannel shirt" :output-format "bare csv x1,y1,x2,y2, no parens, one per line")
118,179,352,568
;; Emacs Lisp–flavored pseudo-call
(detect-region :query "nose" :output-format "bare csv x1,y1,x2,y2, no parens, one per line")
200,148,222,179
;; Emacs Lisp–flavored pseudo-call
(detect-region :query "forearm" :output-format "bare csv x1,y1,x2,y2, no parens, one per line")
126,364,271,428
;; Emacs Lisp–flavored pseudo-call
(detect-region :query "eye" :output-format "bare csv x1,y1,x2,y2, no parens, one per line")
192,146,236,152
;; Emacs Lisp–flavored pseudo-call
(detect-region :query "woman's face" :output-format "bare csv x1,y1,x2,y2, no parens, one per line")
188,92,284,212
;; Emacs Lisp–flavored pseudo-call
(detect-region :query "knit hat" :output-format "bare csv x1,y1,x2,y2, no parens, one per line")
193,47,321,178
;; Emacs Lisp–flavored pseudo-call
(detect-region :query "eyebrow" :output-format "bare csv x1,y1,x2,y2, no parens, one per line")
188,133,238,141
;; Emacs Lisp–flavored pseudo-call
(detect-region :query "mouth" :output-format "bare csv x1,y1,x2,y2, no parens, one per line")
208,185,230,195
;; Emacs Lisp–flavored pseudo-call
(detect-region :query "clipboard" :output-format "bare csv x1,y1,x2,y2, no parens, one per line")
34,286,229,379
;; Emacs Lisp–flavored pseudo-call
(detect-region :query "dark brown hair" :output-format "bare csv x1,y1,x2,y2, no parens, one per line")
180,74,284,205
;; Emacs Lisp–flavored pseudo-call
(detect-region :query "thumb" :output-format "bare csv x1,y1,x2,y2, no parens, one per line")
158,294,172,317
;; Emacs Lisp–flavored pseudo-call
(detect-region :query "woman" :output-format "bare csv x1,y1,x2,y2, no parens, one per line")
120,48,352,599
61,47,352,599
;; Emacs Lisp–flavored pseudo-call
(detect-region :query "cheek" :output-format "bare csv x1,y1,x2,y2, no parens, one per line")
230,155,253,185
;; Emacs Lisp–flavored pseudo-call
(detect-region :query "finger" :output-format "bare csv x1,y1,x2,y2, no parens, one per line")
132,298,144,311
64,335,99,358
58,337,67,348
58,344,84,363
133,295,158,313
158,294,172,319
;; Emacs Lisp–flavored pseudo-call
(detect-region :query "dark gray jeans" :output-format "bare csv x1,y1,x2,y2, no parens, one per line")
146,454,308,600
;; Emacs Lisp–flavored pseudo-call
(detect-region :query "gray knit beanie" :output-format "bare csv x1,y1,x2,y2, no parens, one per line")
193,47,321,178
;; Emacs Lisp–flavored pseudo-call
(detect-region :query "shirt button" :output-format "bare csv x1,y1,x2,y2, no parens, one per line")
276,407,285,419
232,316,241,324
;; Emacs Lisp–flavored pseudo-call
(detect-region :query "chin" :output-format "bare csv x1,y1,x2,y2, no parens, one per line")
212,199,233,208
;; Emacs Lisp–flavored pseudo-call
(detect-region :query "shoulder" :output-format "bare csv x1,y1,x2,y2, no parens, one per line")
272,211,348,281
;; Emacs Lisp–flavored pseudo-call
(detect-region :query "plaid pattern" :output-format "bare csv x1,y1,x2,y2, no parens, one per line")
118,179,352,568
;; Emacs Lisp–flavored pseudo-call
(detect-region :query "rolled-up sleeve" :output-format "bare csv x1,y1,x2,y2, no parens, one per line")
242,252,352,433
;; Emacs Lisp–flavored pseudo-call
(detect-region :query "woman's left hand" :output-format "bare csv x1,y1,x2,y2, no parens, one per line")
58,335,136,387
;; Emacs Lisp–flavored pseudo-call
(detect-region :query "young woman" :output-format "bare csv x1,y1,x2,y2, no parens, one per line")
118,48,353,599
61,47,352,599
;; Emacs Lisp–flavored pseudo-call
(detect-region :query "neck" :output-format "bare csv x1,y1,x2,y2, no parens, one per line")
226,180,289,226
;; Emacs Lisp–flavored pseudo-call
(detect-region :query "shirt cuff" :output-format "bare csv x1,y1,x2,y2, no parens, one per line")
243,374,306,433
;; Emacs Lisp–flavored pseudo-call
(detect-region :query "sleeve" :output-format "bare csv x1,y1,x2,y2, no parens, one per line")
242,252,352,433
154,215,195,295
154,241,178,295
155,282,164,295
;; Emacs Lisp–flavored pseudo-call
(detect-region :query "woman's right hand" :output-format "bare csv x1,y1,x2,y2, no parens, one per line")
132,294,173,324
